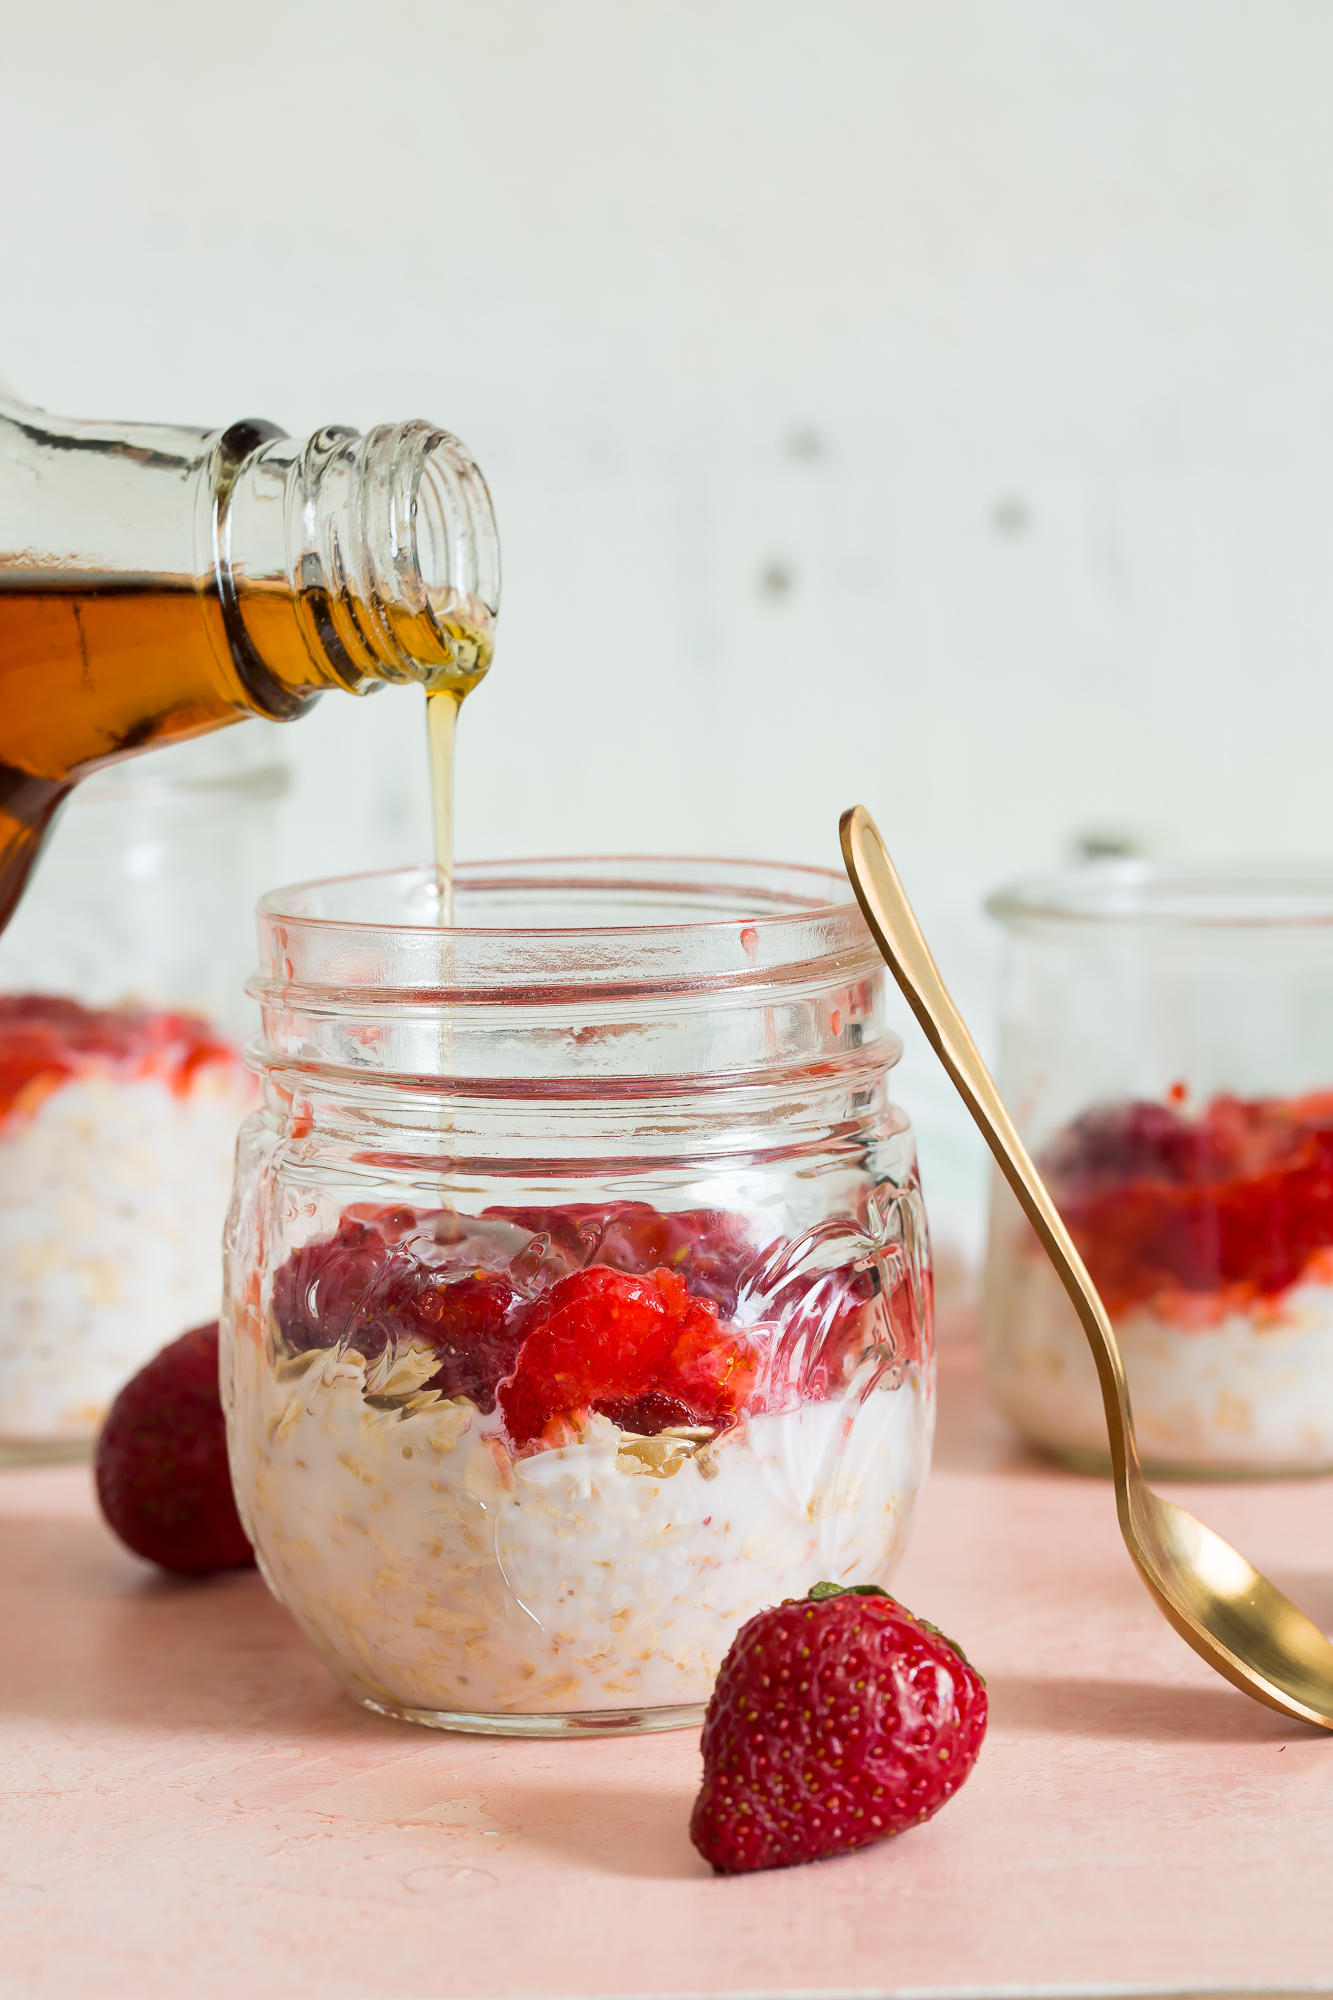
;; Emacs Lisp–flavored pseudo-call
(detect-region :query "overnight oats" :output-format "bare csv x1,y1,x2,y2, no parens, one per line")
222,858,934,1733
0,995,256,1450
0,737,280,1456
981,863,1333,1475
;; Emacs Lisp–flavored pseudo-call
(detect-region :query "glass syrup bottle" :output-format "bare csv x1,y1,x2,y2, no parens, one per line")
0,382,500,931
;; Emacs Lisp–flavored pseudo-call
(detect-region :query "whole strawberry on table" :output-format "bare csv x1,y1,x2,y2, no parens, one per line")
691,1582,988,1875
95,1321,255,1576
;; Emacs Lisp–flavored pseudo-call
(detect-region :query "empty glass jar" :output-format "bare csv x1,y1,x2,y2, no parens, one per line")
981,862,1333,1476
222,858,935,1735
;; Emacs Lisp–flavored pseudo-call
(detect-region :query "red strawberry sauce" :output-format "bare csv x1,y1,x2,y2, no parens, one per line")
270,1196,928,1450
0,992,241,1129
1043,1089,1333,1318
498,1263,759,1446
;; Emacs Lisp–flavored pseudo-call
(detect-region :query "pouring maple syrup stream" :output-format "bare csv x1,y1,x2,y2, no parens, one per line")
422,590,495,924
422,622,492,1112
427,692,461,922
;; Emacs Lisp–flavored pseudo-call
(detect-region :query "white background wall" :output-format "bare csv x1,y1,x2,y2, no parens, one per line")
4,0,1332,1266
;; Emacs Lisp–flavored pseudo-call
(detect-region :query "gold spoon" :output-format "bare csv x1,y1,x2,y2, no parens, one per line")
840,803,1333,1730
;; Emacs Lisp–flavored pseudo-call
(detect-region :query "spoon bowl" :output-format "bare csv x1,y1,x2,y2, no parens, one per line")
841,803,1333,1730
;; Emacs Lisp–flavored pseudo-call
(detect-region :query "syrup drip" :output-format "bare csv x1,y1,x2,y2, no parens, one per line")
421,592,493,930
426,688,461,925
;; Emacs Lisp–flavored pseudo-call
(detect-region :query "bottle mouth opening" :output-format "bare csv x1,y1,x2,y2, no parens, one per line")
280,421,501,696
410,432,499,690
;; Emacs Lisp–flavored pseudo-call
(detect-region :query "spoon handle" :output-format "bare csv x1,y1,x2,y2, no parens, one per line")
839,805,1138,1481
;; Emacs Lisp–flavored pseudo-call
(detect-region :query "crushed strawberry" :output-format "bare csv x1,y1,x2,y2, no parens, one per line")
483,1200,760,1314
0,992,241,1128
656,1264,759,1418
405,1269,526,1403
269,1195,910,1447
271,1208,553,1414
1043,1089,1333,1313
498,1263,760,1445
592,1389,699,1434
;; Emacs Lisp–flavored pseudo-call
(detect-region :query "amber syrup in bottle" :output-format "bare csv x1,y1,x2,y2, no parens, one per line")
0,402,499,933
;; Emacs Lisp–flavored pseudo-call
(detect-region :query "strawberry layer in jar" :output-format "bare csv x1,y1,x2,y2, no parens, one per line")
0,737,282,1456
0,996,257,1450
980,863,1333,1475
223,859,935,1735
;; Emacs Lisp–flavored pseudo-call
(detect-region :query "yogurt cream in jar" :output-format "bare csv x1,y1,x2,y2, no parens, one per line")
0,739,279,1457
222,857,935,1735
981,862,1333,1476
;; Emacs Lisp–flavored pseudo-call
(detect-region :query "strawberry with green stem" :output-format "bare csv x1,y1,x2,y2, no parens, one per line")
691,1582,987,1874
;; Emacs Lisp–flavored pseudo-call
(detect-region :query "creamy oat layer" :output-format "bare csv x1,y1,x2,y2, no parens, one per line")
983,1239,1333,1471
228,1330,933,1718
0,1065,256,1444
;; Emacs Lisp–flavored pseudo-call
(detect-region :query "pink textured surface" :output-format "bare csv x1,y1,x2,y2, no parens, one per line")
3,1341,1332,1999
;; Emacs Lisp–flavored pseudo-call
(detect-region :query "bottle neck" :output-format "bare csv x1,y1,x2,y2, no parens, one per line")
208,418,499,719
0,391,500,722
0,391,499,931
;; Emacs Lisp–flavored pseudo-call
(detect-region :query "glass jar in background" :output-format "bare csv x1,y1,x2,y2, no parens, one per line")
980,863,1333,1477
0,732,285,1459
222,858,935,1736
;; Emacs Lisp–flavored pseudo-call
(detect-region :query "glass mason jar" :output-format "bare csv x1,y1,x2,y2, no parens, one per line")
0,381,497,932
980,862,1333,1477
0,734,283,1458
222,858,935,1736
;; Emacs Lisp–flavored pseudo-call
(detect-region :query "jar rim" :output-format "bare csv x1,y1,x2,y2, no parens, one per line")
249,858,894,1092
79,762,289,807
987,858,1333,932
258,855,857,934
258,856,880,1008
252,856,883,1007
